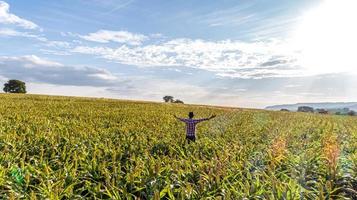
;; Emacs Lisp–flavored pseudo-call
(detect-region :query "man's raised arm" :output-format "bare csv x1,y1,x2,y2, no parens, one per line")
195,114,216,122
209,114,216,120
173,115,186,122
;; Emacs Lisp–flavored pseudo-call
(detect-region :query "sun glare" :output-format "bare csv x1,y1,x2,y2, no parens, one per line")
292,0,357,75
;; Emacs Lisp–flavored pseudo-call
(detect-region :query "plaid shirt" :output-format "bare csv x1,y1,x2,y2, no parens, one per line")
178,118,209,137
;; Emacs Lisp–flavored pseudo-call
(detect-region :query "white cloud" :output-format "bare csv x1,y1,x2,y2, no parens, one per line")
79,30,148,45
0,28,25,36
284,84,301,88
16,55,63,67
39,40,73,56
0,1,39,30
0,28,46,40
60,31,78,37
0,28,73,56
72,38,303,79
0,54,247,107
40,49,72,56
0,55,119,86
44,40,71,48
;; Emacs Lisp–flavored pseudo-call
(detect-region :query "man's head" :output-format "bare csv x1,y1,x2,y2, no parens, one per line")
188,112,194,119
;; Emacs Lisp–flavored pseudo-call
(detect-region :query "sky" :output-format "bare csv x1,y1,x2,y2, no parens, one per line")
1,0,357,108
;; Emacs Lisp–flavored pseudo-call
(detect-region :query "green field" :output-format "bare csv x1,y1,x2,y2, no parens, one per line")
0,94,356,199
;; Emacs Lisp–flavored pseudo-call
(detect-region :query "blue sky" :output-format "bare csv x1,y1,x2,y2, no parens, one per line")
1,0,357,108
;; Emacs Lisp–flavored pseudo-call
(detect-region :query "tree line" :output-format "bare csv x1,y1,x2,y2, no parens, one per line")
281,106,356,116
163,96,184,104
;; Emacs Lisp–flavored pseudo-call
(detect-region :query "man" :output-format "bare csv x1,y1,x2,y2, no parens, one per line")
174,112,216,143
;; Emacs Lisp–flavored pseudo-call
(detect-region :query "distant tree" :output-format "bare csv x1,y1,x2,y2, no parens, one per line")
280,109,289,112
316,108,328,114
297,106,314,113
335,112,341,115
3,80,27,93
173,99,184,104
163,96,174,103
347,110,356,116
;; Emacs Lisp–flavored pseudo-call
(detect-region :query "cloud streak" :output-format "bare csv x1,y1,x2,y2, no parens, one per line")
0,55,119,87
79,30,148,45
0,1,39,30
72,37,302,79
0,28,46,40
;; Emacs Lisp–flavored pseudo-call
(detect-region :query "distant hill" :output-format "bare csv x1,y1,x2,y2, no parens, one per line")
266,102,357,111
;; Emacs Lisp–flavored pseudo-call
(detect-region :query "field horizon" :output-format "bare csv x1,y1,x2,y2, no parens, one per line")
0,93,252,111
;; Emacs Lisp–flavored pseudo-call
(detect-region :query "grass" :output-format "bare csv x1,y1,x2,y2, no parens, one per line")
0,93,356,199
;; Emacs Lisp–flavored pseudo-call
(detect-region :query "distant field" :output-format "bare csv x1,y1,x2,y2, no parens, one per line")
0,94,356,199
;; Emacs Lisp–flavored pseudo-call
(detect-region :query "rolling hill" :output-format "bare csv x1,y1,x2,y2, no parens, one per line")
266,102,357,111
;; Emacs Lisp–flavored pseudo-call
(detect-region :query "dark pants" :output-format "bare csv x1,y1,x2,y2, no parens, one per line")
186,136,196,143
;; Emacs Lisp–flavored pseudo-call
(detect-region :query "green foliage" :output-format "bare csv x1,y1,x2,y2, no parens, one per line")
151,142,170,157
163,96,184,104
173,99,184,104
10,168,24,184
3,79,27,93
163,96,174,103
0,94,356,199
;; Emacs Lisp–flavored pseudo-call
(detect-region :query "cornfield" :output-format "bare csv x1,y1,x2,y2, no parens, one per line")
0,94,356,199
